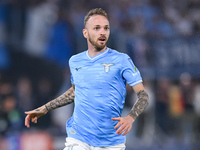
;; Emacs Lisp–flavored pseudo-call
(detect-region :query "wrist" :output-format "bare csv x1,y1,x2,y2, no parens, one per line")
128,112,137,121
127,115,135,124
43,105,49,113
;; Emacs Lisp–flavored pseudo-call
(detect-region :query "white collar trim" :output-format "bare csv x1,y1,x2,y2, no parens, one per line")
86,48,109,60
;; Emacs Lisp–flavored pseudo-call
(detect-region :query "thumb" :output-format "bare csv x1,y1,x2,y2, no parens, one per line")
111,117,121,121
25,111,29,115
25,111,33,115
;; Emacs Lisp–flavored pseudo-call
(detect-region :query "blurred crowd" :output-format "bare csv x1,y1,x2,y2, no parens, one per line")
0,0,200,149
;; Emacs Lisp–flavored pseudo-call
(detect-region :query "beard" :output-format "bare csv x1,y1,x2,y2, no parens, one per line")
88,35,108,51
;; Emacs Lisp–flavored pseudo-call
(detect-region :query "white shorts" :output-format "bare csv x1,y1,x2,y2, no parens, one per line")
63,137,126,150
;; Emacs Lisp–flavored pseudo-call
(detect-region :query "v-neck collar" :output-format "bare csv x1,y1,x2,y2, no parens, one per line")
86,48,109,61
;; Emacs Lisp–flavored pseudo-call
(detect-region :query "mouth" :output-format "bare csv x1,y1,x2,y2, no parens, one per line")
98,37,106,42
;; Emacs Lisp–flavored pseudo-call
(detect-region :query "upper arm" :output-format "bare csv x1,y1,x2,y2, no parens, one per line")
132,82,149,105
132,83,146,94
121,54,143,87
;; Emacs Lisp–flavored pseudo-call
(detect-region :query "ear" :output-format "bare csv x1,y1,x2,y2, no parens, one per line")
83,29,88,38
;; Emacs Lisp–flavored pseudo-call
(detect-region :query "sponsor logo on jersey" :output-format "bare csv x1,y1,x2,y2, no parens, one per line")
132,72,138,77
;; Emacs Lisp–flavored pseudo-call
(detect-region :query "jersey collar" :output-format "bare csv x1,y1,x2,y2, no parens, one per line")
86,47,109,61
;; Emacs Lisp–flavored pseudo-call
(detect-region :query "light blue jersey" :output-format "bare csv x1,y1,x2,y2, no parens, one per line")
67,48,142,147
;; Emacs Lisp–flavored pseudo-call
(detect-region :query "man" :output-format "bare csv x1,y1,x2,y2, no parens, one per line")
25,8,149,150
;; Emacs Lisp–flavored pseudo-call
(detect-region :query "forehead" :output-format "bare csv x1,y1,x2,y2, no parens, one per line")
86,15,109,27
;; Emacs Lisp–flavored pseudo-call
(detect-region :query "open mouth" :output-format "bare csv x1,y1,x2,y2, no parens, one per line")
98,37,106,41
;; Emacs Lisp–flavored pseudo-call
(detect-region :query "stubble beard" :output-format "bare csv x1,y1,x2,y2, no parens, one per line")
88,36,107,52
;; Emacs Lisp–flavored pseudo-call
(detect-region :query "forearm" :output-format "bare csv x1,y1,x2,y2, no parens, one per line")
45,86,75,111
128,90,149,120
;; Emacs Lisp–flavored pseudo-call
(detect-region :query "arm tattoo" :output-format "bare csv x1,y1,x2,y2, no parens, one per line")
128,90,149,120
45,86,75,111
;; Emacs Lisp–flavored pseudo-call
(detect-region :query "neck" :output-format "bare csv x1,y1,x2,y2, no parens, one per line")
88,45,107,57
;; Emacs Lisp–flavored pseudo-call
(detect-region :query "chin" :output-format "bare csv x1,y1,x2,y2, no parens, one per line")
96,43,107,51
96,45,106,51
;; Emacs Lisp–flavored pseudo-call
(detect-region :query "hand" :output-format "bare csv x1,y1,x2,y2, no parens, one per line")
25,106,48,128
111,115,135,136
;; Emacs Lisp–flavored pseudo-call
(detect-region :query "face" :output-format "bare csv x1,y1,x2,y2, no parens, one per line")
83,15,110,51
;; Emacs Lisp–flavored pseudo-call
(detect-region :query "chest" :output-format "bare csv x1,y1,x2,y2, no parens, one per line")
71,61,121,85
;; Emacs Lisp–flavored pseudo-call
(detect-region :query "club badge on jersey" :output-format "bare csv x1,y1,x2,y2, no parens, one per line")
101,63,114,73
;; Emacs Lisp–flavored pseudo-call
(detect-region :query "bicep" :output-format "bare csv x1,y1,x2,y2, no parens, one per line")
132,83,146,94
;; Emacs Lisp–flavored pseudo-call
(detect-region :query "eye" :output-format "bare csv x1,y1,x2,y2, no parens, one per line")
94,27,100,30
105,27,109,30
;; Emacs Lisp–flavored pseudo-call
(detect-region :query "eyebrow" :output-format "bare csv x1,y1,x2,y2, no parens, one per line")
94,25,109,27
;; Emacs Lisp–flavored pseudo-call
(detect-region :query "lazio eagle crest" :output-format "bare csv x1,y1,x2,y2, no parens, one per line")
101,63,114,73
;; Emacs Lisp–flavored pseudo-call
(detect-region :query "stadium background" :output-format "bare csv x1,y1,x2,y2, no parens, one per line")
0,0,200,149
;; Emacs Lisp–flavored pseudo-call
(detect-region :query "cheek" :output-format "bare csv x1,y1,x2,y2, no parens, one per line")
88,32,97,40
107,31,110,37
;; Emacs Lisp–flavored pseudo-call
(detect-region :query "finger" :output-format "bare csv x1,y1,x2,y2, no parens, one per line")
116,124,127,135
25,115,31,128
25,111,29,115
32,116,38,123
114,121,122,129
122,126,131,136
25,111,33,115
111,117,121,121
34,117,38,123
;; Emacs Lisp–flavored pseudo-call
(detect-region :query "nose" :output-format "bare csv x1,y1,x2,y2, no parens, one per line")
100,28,107,35
100,33,105,37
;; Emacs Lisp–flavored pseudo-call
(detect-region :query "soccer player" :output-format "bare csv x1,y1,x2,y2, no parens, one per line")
25,8,149,150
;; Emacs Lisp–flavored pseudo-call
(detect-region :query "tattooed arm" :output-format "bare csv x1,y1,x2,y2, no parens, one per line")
112,83,149,136
45,85,75,111
128,89,149,120
25,85,75,128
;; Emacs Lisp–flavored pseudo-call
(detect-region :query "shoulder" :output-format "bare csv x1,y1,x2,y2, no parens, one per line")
108,48,130,60
69,51,86,63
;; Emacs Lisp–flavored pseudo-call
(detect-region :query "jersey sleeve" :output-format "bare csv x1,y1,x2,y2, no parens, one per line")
121,54,143,86
69,57,74,85
70,72,74,85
